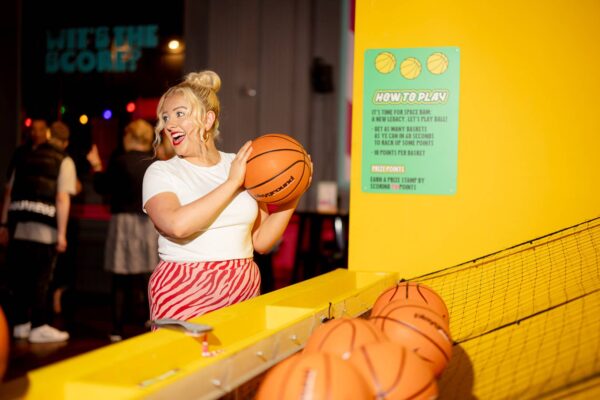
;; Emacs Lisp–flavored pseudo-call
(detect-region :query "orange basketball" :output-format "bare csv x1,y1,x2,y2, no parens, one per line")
244,133,312,205
371,281,450,323
303,317,386,360
256,352,371,400
370,302,453,377
0,306,9,380
349,341,438,400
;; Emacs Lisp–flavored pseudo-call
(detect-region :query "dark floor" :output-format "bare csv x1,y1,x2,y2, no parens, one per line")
2,291,149,384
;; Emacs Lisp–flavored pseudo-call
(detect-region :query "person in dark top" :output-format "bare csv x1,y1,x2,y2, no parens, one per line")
1,119,51,236
0,121,76,343
88,119,158,341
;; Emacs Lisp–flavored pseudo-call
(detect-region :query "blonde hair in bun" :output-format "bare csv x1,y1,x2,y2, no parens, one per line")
185,70,221,93
154,70,222,149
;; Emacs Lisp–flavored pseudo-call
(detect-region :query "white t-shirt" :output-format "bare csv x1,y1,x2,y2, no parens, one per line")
142,152,258,262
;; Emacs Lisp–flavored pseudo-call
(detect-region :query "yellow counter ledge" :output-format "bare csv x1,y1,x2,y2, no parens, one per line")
13,269,397,400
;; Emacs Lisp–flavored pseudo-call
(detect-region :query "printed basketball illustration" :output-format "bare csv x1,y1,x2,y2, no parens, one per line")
400,57,421,80
375,52,396,74
427,52,449,75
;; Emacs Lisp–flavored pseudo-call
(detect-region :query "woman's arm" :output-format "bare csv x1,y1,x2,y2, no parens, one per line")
145,179,241,239
251,197,300,254
145,141,253,239
251,155,312,254
55,191,70,252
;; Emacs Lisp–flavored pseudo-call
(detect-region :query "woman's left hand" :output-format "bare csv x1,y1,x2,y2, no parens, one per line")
228,140,253,188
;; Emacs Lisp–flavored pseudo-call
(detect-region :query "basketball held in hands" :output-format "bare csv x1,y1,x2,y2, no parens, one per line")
244,133,312,205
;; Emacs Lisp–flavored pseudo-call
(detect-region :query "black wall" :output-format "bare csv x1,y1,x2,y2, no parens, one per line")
0,1,21,188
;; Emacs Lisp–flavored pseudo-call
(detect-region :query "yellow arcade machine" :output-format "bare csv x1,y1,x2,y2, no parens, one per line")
5,0,600,398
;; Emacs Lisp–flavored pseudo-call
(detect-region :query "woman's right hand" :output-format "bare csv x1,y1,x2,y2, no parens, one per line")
228,140,253,188
86,144,103,172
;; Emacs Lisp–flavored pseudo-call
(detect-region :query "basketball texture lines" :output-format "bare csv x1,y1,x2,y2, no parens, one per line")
244,134,311,205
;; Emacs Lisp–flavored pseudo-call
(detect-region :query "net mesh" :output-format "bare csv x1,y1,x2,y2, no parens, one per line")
415,218,600,399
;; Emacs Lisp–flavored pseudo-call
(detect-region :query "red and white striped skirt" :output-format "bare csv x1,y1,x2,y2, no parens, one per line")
148,258,261,322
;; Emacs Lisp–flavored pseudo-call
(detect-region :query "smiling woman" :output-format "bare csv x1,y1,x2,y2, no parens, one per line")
141,70,312,324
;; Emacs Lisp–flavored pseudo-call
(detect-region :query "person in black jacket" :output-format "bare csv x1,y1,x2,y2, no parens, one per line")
0,121,76,343
1,119,51,237
88,119,158,341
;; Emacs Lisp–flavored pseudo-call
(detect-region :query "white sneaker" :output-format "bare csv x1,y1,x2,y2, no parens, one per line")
28,324,70,343
13,322,32,339
109,334,123,343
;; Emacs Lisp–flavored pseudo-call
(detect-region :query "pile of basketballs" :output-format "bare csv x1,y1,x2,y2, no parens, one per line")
256,281,452,399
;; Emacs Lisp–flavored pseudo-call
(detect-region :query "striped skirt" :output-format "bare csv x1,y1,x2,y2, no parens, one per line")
148,258,261,322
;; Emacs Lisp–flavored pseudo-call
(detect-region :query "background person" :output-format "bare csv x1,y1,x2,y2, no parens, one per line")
0,121,77,343
88,119,158,342
1,118,51,243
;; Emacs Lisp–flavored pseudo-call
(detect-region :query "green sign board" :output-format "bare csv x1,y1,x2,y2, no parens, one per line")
362,47,460,194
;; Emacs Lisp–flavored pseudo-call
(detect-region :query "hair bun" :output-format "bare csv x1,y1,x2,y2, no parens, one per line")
185,70,221,93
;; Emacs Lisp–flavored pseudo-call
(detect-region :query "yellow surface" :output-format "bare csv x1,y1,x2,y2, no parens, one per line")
8,269,396,399
349,0,600,277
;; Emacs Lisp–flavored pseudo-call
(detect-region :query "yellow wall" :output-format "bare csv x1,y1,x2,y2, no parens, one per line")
349,0,600,277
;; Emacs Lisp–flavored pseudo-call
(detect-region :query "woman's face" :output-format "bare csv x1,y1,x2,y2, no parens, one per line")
160,93,206,157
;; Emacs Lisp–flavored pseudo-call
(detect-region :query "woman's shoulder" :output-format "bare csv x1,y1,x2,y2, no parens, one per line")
145,156,180,174
219,151,236,164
